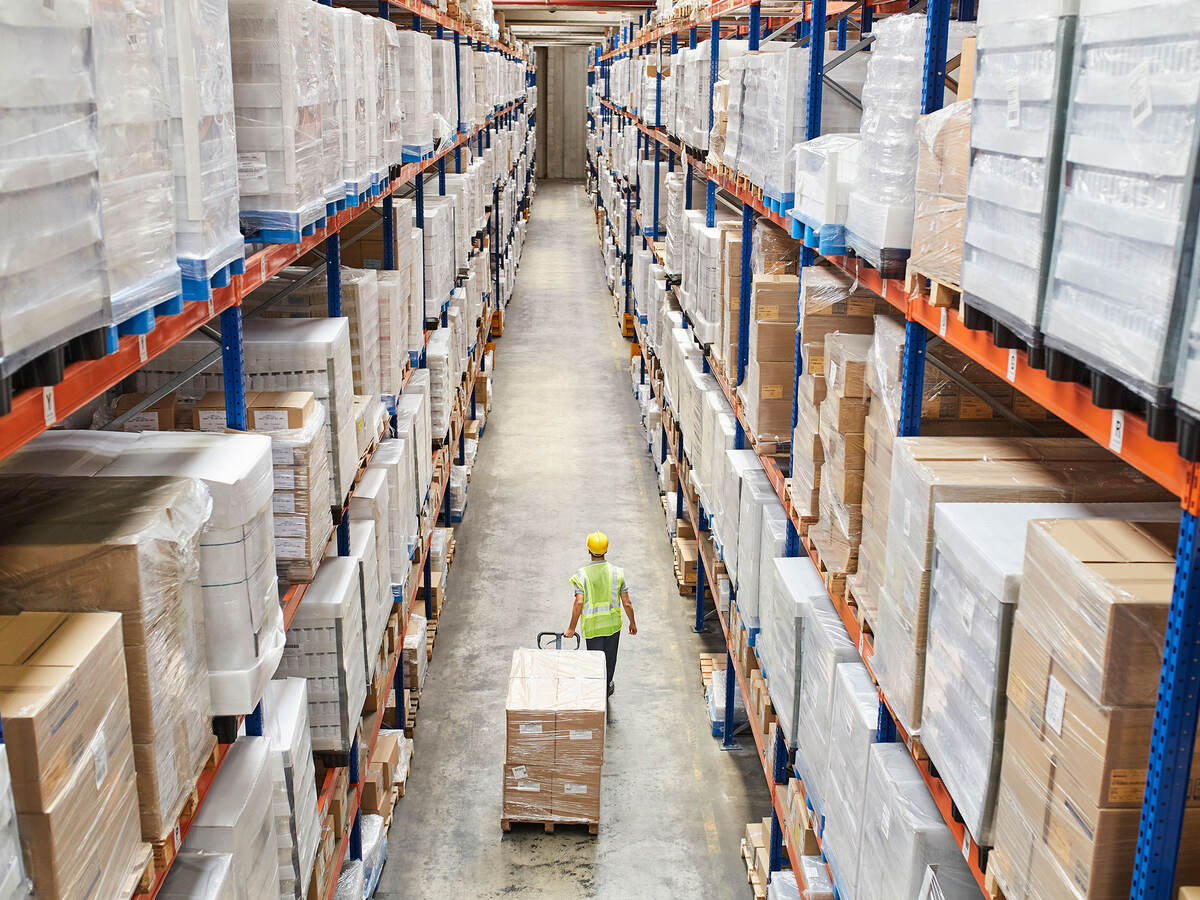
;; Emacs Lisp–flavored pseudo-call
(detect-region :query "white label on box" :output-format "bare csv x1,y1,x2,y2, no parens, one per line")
828,360,839,388
173,821,182,848
519,723,543,735
272,445,297,466
237,152,269,194
516,780,540,792
207,296,215,318
879,802,891,839
273,492,296,514
564,783,588,795
1006,77,1020,128
1006,349,1018,382
198,409,227,431
42,387,55,426
961,828,971,861
1109,409,1125,453
90,727,107,789
939,308,948,337
275,537,307,558
137,334,147,362
569,729,592,741
254,409,291,431
124,411,160,432
1130,61,1153,127
274,469,296,491
1045,675,1066,736
275,516,307,538
511,765,528,780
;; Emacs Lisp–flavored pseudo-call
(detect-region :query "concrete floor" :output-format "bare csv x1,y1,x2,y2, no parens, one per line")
377,179,769,899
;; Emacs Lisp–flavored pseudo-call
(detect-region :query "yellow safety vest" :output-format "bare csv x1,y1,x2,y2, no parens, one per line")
570,561,625,639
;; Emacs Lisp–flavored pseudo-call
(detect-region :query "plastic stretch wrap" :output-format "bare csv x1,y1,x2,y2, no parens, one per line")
334,8,370,196
732,470,774,603
159,850,236,899
706,666,748,733
917,864,982,900
909,99,972,286
792,135,861,247
814,666,873,892
459,46,477,132
923,502,1176,848
0,612,145,899
278,557,367,752
263,678,320,900
716,450,763,592
856,743,972,900
0,746,28,898
751,219,803,276
360,813,387,897
403,614,429,697
262,400,334,583
451,464,468,519
874,437,1169,733
397,30,433,156
799,857,834,900
396,381,433,506
765,870,802,900
845,15,974,266
431,39,458,143
347,468,392,679
422,198,456,312
333,861,363,900
1046,2,1200,406
313,4,343,207
366,438,418,583
0,0,108,378
377,19,402,170
961,3,1077,342
698,391,737,531
793,584,859,813
426,329,452,439
264,267,381,400
139,316,358,499
504,649,606,824
184,736,279,900
757,557,828,750
0,475,214,843
228,0,325,238
93,0,181,324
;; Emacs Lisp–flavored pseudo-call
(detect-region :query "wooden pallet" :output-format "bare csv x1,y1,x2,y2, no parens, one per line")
984,853,1008,900
501,817,599,836
699,652,725,694
739,838,767,900
904,263,962,311
148,735,220,876
425,620,437,661
806,537,848,602
125,842,155,897
845,583,876,645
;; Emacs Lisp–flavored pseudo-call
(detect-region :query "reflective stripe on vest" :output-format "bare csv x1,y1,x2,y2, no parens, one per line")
570,562,624,638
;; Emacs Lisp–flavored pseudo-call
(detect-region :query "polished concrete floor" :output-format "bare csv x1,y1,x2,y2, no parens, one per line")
377,179,769,899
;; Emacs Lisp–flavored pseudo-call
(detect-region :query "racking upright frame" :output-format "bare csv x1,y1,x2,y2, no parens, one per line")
590,0,1200,895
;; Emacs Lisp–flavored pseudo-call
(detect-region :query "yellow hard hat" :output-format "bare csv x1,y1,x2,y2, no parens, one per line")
586,531,609,556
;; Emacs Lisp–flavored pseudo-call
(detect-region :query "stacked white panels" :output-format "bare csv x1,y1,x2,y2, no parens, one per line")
459,45,478,132
473,51,492,122
367,438,418,586
664,172,686,277
442,174,473,273
731,469,773,601
228,0,325,240
426,328,453,439
335,8,371,200
431,39,458,143
856,744,972,900
791,134,860,252
314,4,345,212
100,432,282,716
960,1,1078,345
93,0,181,326
757,557,828,752
398,30,434,159
0,0,107,378
279,557,367,752
377,19,403,172
159,851,234,898
183,736,280,900
1045,0,1200,415
263,679,320,900
423,197,456,314
363,19,386,184
397,372,433,500
347,468,392,680
377,270,408,401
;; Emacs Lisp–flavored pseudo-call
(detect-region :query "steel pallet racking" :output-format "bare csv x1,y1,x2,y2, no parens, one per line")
588,1,1200,897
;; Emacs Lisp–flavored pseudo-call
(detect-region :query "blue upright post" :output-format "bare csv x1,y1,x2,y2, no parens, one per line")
685,161,693,209
377,0,387,15
438,157,446,194
876,700,898,743
349,811,362,860
220,306,247,431
453,31,464,134
1131,511,1200,899
412,11,419,29
957,0,975,20
721,651,740,749
244,702,263,737
689,24,696,48
748,4,760,50
862,1,873,35
349,735,360,784
693,547,706,634
768,811,784,871
735,205,753,388
382,195,395,269
423,549,433,619
625,184,633,314
326,232,341,317
705,18,718,228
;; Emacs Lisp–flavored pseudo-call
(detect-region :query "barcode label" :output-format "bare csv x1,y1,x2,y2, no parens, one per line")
42,387,55,426
137,334,148,362
1130,61,1153,127
939,308,948,337
1005,349,1018,382
1109,409,1126,453
1006,77,1021,128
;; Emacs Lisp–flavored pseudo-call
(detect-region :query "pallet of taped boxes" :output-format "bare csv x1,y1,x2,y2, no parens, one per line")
502,649,606,832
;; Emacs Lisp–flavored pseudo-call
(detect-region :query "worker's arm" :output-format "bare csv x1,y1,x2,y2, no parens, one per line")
621,590,637,635
564,591,585,639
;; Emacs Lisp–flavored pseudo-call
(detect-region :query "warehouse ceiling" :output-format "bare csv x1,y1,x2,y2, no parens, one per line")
495,2,637,46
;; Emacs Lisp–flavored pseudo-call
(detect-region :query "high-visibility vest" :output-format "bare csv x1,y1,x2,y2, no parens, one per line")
570,561,625,638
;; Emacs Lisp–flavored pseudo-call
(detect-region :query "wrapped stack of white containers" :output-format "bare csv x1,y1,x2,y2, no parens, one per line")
263,678,320,900
336,8,373,201
398,29,434,160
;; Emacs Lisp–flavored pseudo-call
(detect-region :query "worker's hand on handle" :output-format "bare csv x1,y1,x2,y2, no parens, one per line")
563,625,575,639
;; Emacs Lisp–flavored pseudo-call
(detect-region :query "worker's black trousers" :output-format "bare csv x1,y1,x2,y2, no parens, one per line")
586,631,620,686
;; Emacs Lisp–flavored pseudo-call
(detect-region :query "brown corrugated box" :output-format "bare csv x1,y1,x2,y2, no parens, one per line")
749,320,796,362
554,679,606,767
504,678,557,766
502,763,554,820
114,392,176,432
552,765,602,822
250,391,317,430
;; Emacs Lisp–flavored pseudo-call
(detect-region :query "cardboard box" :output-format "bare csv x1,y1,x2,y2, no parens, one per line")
330,767,350,839
750,275,800,323
114,391,176,432
193,391,233,432
502,763,554,820
504,678,557,766
750,320,796,362
249,391,317,431
554,680,606,767
373,731,402,789
552,766,601,823
1017,518,1176,707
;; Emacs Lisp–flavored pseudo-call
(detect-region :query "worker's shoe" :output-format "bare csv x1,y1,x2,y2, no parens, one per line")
607,682,614,697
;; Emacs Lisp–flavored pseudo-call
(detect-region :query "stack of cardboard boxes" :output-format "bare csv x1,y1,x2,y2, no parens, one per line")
740,274,799,444
908,99,971,287
502,650,606,828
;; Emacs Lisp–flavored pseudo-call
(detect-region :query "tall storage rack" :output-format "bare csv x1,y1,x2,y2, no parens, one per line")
588,2,1200,898
0,4,534,896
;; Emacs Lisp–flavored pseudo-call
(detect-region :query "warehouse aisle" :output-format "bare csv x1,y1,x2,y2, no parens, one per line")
377,179,770,898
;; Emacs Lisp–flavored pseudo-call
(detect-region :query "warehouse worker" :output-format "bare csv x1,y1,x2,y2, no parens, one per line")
564,531,637,696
